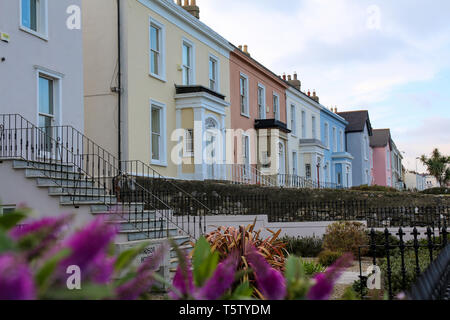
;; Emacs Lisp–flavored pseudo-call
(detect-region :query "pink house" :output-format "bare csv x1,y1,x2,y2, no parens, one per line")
370,129,393,187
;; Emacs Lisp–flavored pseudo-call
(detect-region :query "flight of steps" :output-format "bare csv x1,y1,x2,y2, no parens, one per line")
9,159,193,280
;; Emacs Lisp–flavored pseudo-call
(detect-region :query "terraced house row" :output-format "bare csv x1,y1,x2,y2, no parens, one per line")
0,0,406,220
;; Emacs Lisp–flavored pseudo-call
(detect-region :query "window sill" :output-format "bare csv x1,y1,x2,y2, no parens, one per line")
19,25,48,41
241,113,250,119
151,160,168,167
149,73,167,83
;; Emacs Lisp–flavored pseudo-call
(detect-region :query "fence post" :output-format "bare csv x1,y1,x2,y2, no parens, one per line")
396,227,407,292
384,228,393,300
411,227,421,278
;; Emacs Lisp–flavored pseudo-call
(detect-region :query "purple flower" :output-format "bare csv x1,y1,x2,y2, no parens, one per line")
169,254,194,300
246,245,286,300
59,215,118,283
0,254,35,300
117,242,169,300
307,253,353,300
90,252,116,284
9,214,72,260
195,251,239,300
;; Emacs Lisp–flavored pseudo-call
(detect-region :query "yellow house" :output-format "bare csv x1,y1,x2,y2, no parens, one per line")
83,0,232,180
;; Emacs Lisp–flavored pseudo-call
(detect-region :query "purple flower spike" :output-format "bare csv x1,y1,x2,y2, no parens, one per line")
10,215,72,260
90,252,116,284
169,255,194,300
246,245,286,300
117,242,169,300
0,254,35,300
59,215,117,282
195,251,239,300
307,253,353,300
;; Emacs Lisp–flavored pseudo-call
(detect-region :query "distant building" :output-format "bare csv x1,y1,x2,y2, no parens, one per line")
320,107,353,188
337,111,373,186
370,129,404,190
405,171,427,191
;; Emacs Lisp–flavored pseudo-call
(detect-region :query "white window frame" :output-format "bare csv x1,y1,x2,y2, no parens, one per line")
292,151,298,176
150,99,167,166
239,73,249,117
332,127,337,152
242,133,251,174
149,17,166,81
339,130,344,152
0,205,16,216
257,84,266,120
208,54,220,92
182,37,195,85
324,122,329,148
363,135,369,160
273,92,280,121
184,129,194,157
19,0,48,40
301,110,306,138
290,104,297,136
312,116,317,139
36,67,62,129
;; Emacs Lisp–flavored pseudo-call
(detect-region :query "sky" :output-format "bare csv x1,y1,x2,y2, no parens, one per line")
196,0,450,173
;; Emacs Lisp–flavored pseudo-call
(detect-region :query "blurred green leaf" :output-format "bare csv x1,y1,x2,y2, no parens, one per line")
35,248,71,295
42,284,114,300
230,281,253,300
193,237,218,287
0,228,16,253
285,256,310,300
0,211,27,230
114,241,150,273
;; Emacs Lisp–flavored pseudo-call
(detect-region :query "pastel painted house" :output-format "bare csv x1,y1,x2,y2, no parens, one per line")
284,81,323,186
337,111,373,187
370,129,393,187
0,0,84,216
228,44,290,183
83,0,233,180
320,107,353,188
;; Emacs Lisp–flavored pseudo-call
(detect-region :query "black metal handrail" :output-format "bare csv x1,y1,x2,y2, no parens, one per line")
0,114,205,240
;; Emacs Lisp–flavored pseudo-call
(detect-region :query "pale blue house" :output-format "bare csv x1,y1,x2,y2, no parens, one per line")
320,108,353,188
337,111,374,187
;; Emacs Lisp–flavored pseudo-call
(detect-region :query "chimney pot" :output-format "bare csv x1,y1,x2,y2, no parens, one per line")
282,74,286,80
191,0,196,5
183,0,188,6
238,45,243,50
288,75,292,81
293,72,298,80
307,90,311,96
177,0,182,5
243,45,248,53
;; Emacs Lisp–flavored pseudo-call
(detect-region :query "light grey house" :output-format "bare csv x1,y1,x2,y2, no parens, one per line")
337,111,373,187
0,0,84,131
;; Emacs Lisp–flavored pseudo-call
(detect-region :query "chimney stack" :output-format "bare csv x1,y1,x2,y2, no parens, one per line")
179,0,200,19
311,90,319,103
238,45,243,51
282,73,286,81
287,72,301,91
243,45,251,57
307,90,311,97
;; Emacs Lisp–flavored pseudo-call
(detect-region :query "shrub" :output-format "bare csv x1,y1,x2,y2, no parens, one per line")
365,231,400,258
420,187,450,195
379,248,433,297
300,259,326,277
281,235,323,257
323,222,369,256
351,185,399,193
318,250,343,267
352,277,368,299
204,219,286,271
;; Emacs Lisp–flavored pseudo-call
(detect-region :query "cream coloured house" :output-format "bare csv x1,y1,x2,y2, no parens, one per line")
83,0,233,180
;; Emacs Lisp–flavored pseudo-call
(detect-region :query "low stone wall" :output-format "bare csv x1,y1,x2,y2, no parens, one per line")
173,214,431,241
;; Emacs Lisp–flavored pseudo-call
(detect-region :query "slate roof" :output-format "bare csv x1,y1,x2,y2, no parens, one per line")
370,129,391,148
337,110,373,135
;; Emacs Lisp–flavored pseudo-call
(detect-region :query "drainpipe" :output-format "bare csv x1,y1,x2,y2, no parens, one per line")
117,0,122,171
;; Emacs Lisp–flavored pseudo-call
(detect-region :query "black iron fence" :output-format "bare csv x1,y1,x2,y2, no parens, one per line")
357,225,449,300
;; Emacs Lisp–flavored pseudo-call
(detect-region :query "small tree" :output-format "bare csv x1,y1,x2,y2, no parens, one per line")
420,148,450,187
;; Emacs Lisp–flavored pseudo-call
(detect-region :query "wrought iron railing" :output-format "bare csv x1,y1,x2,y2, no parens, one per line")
0,114,207,240
225,164,275,187
357,224,449,300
